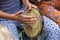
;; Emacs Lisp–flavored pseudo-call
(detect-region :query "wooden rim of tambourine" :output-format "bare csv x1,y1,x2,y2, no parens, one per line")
0,25,14,40
23,8,42,38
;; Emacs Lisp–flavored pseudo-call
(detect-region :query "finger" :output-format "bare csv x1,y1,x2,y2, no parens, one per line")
15,10,24,16
24,22,33,24
31,4,37,8
28,5,32,11
23,18,36,22
22,15,36,19
24,21,35,25
23,18,36,24
22,19,31,22
24,20,36,26
24,23,32,26
23,21,33,26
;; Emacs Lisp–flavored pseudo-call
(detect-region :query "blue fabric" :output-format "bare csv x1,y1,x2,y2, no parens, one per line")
0,0,25,40
41,16,60,40
0,21,19,40
0,0,25,14
1,0,60,40
37,16,60,40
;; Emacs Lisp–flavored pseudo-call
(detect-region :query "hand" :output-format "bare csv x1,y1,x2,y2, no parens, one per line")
22,0,37,10
15,11,36,26
26,1,37,10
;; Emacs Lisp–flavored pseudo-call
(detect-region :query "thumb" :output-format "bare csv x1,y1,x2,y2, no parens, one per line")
28,6,32,11
15,10,24,16
31,4,37,8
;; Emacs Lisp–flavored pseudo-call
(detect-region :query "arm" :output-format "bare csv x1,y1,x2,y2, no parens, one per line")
22,0,37,10
22,0,29,4
0,10,17,20
0,10,36,25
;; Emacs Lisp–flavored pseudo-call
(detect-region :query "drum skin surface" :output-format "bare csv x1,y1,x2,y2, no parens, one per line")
24,8,42,38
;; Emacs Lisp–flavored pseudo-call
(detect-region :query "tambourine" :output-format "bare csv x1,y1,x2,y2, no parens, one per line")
0,25,14,40
23,8,42,38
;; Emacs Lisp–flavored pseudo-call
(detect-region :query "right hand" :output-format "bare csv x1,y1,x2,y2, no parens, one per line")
15,11,36,26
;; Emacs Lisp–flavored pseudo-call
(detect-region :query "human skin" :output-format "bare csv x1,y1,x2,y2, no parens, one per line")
0,0,37,25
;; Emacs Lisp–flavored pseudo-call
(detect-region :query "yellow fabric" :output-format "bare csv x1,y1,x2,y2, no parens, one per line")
0,25,14,40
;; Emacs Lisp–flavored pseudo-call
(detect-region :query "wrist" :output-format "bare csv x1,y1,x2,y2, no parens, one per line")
5,14,18,21
0,11,21,22
11,14,19,21
22,0,26,5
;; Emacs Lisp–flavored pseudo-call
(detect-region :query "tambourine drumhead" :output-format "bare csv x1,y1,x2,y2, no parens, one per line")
24,8,42,38
0,25,14,40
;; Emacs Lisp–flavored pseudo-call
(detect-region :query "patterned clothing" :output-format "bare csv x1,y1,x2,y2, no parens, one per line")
0,0,25,40
39,4,60,25
35,16,60,40
30,0,60,25
38,2,60,40
31,0,60,40
43,16,60,40
1,0,60,40
41,0,60,10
